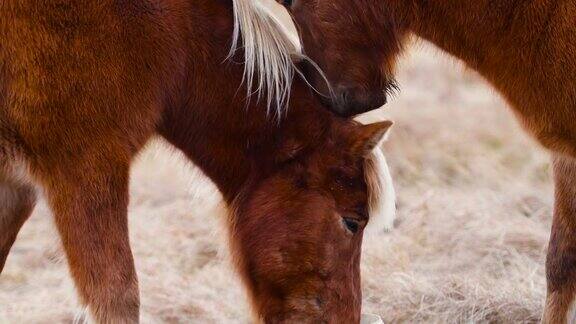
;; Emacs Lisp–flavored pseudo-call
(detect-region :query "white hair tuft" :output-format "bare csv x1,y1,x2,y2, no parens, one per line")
230,0,302,116
364,146,397,234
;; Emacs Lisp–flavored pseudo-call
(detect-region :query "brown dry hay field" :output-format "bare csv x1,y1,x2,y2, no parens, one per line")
0,39,552,324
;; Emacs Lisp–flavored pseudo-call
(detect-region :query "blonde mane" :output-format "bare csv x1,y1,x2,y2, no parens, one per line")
230,0,302,116
365,147,396,234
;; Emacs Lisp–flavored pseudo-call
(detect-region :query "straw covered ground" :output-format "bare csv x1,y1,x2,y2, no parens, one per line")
0,42,552,323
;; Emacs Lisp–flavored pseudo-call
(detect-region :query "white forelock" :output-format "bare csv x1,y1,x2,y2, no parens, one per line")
364,146,397,234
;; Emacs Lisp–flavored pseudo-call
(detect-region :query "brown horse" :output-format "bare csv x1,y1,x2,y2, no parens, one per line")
248,0,576,322
0,0,396,322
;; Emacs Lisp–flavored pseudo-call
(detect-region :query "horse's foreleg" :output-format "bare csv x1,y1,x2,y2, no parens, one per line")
544,154,576,323
0,167,36,272
38,156,139,323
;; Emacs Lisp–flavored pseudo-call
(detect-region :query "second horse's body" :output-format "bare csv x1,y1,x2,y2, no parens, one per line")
274,0,576,322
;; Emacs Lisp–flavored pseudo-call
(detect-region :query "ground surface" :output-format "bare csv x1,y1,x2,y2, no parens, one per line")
0,44,552,323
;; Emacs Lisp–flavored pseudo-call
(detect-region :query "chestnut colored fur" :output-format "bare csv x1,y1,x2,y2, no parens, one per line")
284,0,576,322
0,0,391,323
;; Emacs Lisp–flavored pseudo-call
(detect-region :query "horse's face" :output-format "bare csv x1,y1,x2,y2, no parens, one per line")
280,0,405,117
232,120,392,323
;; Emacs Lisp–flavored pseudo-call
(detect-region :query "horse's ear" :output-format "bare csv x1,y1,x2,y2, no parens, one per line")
350,121,393,156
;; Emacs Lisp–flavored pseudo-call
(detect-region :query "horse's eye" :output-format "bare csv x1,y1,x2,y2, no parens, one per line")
281,0,293,7
343,218,359,234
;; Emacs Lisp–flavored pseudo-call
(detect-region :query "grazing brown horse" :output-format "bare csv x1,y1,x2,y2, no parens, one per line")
239,0,576,322
0,0,396,322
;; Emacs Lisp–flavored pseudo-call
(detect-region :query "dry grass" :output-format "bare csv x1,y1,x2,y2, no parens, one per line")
0,44,552,323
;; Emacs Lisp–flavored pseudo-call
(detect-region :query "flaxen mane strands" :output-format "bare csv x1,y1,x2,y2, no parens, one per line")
230,0,300,115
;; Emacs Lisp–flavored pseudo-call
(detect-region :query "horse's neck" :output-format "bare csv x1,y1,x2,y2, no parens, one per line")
411,1,548,66
406,0,562,106
160,75,328,204
159,98,272,203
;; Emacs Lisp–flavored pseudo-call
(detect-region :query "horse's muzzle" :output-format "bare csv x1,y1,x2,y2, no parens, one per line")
329,86,387,117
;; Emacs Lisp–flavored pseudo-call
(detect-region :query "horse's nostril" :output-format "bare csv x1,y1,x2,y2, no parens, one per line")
380,92,388,105
338,88,349,106
315,297,323,308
